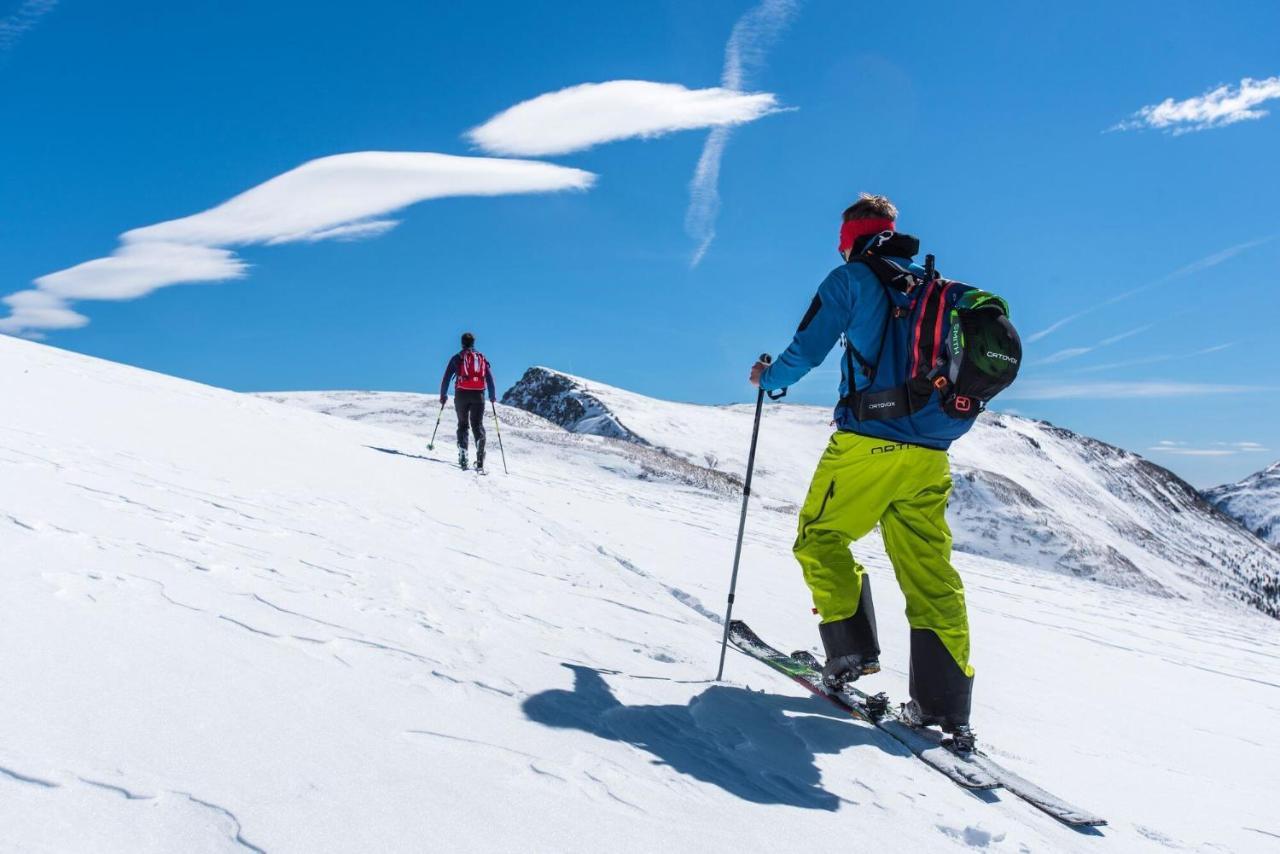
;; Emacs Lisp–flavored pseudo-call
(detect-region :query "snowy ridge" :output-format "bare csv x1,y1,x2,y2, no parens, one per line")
502,367,652,444
503,368,1280,619
4,335,1280,853
1206,461,1280,547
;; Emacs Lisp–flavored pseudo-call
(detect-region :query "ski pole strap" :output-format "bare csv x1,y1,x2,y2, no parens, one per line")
766,387,788,400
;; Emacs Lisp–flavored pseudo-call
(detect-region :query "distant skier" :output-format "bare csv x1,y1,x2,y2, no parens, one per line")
750,194,1020,749
440,332,496,472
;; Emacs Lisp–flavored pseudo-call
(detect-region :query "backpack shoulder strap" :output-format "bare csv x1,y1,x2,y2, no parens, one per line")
842,253,922,381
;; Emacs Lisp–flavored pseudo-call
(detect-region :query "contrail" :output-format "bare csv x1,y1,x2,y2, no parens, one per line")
686,0,800,267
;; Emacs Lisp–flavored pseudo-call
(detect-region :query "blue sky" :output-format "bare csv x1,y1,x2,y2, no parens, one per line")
2,0,1278,487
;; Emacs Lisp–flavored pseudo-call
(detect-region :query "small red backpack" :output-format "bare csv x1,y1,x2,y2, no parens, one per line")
456,350,489,391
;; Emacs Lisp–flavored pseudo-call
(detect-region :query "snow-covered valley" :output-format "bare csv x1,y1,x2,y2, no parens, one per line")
3,335,1280,853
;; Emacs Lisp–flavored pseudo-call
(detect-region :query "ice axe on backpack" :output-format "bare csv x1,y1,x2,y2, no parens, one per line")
716,354,786,681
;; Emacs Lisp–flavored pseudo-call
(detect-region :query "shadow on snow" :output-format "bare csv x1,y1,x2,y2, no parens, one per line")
365,446,456,466
523,664,904,811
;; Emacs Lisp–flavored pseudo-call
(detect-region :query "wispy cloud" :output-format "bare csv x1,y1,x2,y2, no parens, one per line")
1035,346,1093,366
1030,323,1155,366
1070,342,1235,375
1112,75,1280,134
1003,380,1265,401
1024,310,1090,344
686,0,801,267
1026,235,1275,344
0,152,594,336
1149,440,1271,457
0,0,57,53
467,81,778,157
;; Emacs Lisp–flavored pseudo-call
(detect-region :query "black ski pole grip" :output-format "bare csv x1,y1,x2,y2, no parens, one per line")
758,352,787,399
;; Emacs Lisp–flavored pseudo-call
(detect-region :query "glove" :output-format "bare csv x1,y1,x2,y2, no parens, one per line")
489,395,496,404
439,395,447,406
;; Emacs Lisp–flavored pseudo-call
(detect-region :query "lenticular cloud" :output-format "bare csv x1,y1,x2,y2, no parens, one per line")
0,152,595,336
125,152,596,247
466,81,779,157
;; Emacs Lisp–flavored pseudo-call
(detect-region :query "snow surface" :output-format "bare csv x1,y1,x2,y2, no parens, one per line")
503,367,1280,618
3,335,1280,853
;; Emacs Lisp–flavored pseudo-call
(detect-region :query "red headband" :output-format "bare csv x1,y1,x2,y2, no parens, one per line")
839,218,895,254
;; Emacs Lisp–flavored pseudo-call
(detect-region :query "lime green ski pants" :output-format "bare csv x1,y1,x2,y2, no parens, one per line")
793,432,972,676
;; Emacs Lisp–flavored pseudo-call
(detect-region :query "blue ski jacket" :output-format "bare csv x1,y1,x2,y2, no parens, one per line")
760,248,959,450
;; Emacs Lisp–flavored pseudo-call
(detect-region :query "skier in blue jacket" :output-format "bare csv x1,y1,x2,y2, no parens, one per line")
748,194,978,746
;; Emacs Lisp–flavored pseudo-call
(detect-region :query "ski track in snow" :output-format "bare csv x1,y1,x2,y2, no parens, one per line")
2,338,1279,852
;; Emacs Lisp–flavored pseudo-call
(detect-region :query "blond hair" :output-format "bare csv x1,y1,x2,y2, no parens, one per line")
842,193,898,222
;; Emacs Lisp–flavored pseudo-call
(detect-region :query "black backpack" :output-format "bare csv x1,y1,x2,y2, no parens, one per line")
844,248,1022,426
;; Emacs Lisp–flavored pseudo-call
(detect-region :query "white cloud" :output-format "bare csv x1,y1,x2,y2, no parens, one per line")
1004,381,1265,401
466,81,778,157
1113,76,1280,134
125,152,595,246
0,0,57,52
0,290,86,336
1149,440,1270,457
686,0,801,267
35,242,248,301
0,152,595,335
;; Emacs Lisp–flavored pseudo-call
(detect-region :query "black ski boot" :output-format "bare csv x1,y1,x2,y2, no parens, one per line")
475,448,486,474
900,699,977,752
947,725,977,755
458,449,469,470
817,579,881,692
821,654,881,692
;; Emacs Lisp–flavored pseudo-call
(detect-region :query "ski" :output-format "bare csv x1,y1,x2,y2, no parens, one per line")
727,620,1106,827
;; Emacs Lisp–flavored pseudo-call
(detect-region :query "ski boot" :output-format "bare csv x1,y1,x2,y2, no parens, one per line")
791,650,821,671
946,725,977,755
475,449,486,475
458,449,469,470
820,653,881,693
900,699,977,752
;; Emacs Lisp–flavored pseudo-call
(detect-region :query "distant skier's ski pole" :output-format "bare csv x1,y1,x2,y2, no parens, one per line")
491,400,509,474
427,402,445,451
716,353,782,681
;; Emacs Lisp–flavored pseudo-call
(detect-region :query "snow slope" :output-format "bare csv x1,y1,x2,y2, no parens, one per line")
504,367,1280,618
4,335,1280,853
1207,462,1280,548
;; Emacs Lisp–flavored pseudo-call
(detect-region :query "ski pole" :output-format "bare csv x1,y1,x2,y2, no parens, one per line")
490,400,509,475
716,353,780,681
427,400,445,451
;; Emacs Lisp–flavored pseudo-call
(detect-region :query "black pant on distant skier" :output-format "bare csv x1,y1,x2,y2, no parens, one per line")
455,389,486,458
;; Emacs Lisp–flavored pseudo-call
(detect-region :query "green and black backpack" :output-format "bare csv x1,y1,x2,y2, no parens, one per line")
842,248,1021,438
